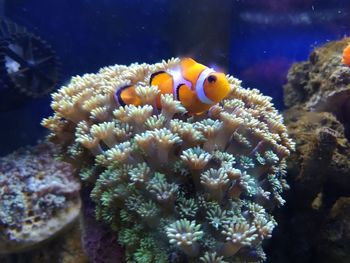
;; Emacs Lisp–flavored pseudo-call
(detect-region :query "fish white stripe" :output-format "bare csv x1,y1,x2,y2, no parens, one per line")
196,68,215,105
169,66,192,100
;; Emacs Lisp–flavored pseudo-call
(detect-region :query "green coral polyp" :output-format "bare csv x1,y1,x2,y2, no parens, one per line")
206,205,229,230
43,58,294,262
166,219,204,257
177,197,199,218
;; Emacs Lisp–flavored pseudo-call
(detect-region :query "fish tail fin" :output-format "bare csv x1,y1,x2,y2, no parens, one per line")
150,71,171,87
115,85,141,106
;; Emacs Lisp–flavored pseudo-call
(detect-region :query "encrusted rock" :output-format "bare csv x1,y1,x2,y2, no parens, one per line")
283,37,350,139
284,108,350,205
269,38,350,263
0,221,88,263
0,142,81,254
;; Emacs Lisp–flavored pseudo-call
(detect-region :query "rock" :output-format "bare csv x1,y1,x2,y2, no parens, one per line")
268,38,350,263
0,221,88,263
0,142,81,254
80,188,124,263
283,37,350,139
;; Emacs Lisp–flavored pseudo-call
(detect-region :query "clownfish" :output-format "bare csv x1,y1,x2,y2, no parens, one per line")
114,58,231,114
342,43,350,67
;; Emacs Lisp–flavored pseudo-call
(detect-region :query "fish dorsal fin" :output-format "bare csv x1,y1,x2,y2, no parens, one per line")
180,57,197,69
149,70,173,108
180,58,207,89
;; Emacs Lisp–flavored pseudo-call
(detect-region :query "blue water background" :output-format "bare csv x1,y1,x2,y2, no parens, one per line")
1,0,349,155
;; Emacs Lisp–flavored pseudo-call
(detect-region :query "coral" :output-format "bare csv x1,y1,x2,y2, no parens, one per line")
200,251,228,263
0,142,81,254
43,58,293,262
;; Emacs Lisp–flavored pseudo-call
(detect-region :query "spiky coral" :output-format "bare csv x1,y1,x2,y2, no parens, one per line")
43,58,293,262
0,142,81,254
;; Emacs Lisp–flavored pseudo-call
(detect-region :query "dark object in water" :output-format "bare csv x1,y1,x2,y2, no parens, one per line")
0,19,60,111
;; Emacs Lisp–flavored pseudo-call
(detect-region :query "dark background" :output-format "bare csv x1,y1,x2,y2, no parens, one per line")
0,0,349,155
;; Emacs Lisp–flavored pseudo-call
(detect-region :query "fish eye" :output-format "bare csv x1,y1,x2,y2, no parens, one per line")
207,75,217,83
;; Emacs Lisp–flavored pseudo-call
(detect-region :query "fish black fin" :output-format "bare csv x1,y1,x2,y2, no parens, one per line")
115,85,131,106
175,84,182,101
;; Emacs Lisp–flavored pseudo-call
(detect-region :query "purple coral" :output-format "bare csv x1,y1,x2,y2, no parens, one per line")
81,188,124,263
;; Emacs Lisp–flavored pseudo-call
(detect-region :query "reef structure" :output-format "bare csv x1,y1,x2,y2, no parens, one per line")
0,142,81,254
269,38,350,263
42,58,294,262
284,37,350,139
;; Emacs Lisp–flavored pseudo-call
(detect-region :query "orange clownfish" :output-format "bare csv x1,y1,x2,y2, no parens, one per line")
114,58,231,114
342,43,350,67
